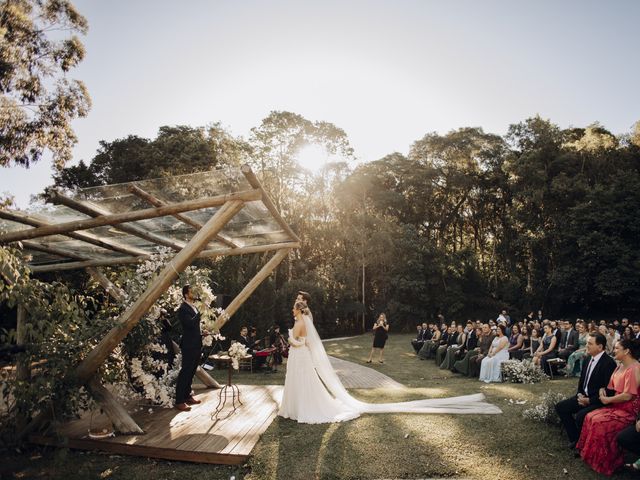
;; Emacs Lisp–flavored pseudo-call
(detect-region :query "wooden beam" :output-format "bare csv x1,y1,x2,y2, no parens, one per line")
15,304,30,433
128,184,238,249
29,241,301,273
240,164,301,243
0,210,148,257
86,267,126,304
72,199,245,384
86,377,144,435
48,190,187,252
0,189,260,244
213,248,290,331
22,240,88,260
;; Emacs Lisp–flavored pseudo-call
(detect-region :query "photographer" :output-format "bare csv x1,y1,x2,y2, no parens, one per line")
366,313,389,364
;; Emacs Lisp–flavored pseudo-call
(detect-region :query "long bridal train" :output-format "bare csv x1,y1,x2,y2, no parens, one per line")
278,315,502,424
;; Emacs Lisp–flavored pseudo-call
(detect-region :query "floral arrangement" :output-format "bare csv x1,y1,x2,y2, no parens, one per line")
501,359,548,384
522,391,566,425
228,342,249,370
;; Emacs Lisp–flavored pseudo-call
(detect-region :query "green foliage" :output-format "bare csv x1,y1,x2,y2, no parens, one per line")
0,0,91,168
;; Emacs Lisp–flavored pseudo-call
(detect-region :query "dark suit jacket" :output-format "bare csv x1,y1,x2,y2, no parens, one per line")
465,331,478,351
577,353,617,406
560,329,579,351
477,334,495,355
236,335,252,350
178,302,201,350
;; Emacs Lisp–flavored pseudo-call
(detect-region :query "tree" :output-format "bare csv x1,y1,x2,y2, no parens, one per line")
0,0,91,168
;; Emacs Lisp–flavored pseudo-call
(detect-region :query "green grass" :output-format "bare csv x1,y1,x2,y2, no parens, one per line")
3,333,636,479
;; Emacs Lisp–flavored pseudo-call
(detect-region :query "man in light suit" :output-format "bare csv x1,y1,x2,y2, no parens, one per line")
555,332,617,449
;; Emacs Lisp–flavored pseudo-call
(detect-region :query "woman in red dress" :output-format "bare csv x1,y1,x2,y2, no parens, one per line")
577,338,640,475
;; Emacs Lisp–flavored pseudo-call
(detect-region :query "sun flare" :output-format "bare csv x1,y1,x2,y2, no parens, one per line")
296,144,329,174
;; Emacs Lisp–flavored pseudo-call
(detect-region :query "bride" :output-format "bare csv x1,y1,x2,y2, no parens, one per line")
278,301,501,424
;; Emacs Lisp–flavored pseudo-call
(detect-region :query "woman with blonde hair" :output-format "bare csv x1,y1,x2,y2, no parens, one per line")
367,313,389,363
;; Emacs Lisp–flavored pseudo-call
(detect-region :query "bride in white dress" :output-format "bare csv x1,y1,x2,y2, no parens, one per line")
278,301,502,424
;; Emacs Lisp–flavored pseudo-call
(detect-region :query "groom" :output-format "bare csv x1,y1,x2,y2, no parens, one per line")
175,285,204,412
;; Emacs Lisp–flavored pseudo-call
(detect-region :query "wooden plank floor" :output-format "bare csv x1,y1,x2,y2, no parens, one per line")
30,384,283,465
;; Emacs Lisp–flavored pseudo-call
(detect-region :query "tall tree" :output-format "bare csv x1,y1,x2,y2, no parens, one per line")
0,0,91,168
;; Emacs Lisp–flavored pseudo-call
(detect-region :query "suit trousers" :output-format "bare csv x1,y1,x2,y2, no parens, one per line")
617,424,640,456
176,346,201,404
555,396,601,443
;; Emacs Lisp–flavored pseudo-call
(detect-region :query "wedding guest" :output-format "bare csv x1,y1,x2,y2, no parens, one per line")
555,333,617,448
435,325,457,366
634,322,640,340
558,320,579,361
418,324,441,360
576,339,640,475
469,324,496,378
616,413,640,471
533,324,558,375
620,318,630,334
525,328,541,360
479,324,509,383
497,309,511,326
512,325,530,361
367,313,389,363
624,326,634,341
566,322,589,377
453,326,482,375
507,324,523,359
411,324,424,353
236,326,253,352
599,324,615,355
269,324,287,370
440,324,466,370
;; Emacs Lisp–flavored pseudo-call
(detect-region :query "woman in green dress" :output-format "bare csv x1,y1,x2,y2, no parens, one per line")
566,321,589,377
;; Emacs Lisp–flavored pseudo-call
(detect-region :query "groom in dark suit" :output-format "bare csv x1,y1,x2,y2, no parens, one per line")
555,332,617,448
175,285,204,412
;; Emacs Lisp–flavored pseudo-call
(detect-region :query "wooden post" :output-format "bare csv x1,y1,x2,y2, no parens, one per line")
213,248,291,331
28,241,301,273
73,199,245,384
15,304,30,433
86,377,143,435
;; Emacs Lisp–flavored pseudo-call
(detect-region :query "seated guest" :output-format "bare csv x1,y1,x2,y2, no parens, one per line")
558,320,579,360
524,327,541,360
616,412,640,471
440,324,466,370
418,325,441,360
507,324,523,359
236,326,253,353
533,323,558,376
435,325,456,366
453,326,482,375
555,333,617,448
566,322,589,377
249,326,261,350
411,324,424,353
479,324,509,383
512,325,530,360
633,322,640,340
269,324,287,370
577,338,640,476
469,324,496,378
599,324,615,355
624,326,634,341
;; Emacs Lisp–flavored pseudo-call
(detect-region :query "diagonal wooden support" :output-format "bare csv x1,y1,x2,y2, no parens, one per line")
73,199,245,384
213,248,291,331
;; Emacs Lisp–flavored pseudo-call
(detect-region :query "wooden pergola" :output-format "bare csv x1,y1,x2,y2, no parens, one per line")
0,164,299,438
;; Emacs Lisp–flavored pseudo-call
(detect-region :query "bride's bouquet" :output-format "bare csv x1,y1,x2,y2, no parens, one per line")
228,341,249,370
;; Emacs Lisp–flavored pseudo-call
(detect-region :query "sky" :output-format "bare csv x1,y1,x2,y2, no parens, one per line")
2,0,639,207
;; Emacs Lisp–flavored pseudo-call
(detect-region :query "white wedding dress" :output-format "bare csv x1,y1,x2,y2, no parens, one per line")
277,314,502,424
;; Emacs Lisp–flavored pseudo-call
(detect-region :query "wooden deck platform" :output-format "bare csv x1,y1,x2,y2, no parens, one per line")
30,384,283,465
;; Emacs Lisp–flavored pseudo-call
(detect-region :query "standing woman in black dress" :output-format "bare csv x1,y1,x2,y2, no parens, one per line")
367,313,390,363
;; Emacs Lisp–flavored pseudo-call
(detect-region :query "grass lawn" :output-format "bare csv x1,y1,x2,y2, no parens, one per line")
2,333,635,479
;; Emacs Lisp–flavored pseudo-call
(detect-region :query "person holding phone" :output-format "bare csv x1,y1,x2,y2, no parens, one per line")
367,313,389,364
